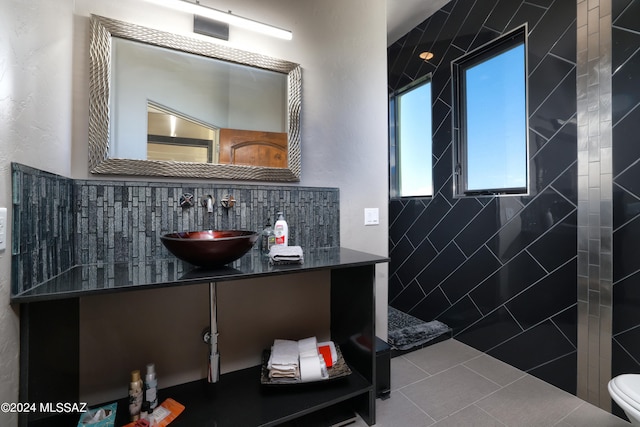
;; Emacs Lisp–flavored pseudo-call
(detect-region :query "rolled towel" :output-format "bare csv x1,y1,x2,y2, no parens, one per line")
298,336,318,358
299,354,324,382
269,245,304,264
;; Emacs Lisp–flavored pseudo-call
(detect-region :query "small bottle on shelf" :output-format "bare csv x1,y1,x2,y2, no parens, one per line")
128,369,144,421
261,219,276,255
145,363,158,410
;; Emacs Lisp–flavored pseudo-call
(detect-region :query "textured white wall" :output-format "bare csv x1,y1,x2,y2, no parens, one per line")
0,1,75,426
0,0,388,421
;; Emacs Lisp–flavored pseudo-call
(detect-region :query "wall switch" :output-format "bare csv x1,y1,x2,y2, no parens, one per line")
0,208,6,251
364,208,379,226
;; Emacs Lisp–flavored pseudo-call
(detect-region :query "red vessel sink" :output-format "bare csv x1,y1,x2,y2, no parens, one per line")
160,230,259,267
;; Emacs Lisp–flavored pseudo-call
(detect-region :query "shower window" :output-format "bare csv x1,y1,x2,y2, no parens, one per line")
452,25,528,196
389,75,433,198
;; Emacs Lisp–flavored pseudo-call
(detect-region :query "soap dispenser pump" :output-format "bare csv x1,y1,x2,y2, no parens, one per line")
274,212,288,246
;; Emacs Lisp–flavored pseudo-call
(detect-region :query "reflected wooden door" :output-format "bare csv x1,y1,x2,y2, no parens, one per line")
219,129,288,168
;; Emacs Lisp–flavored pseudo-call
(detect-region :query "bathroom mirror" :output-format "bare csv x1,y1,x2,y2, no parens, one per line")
89,15,301,181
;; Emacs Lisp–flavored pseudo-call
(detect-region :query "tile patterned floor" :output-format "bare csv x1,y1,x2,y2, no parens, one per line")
353,339,630,427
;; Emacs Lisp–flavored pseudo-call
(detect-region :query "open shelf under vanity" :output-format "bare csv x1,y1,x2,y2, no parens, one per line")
15,247,388,427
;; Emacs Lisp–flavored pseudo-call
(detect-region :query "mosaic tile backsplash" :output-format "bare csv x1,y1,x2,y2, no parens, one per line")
12,163,339,295
12,164,76,295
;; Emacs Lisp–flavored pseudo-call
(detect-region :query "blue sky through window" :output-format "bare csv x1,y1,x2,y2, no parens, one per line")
398,81,432,197
464,43,527,192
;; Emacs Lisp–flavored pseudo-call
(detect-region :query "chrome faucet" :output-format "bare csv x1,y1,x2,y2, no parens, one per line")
201,195,215,213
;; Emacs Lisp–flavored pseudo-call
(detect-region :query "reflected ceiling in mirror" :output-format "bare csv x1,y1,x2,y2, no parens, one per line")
89,15,301,181
147,102,216,164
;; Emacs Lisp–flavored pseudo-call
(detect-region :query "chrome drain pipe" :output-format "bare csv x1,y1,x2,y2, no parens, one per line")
208,282,220,383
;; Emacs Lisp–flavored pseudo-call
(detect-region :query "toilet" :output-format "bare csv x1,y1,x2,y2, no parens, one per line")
609,374,640,425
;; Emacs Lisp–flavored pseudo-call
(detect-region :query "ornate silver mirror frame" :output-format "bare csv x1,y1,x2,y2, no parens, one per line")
89,15,302,181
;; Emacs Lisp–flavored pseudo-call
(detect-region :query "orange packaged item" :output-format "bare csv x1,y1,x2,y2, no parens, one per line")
122,398,184,427
318,345,333,368
317,341,337,369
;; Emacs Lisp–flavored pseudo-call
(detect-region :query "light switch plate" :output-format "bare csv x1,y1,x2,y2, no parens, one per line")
364,208,379,226
0,208,6,251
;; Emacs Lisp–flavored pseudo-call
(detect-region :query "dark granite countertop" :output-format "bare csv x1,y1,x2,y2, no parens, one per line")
11,247,389,303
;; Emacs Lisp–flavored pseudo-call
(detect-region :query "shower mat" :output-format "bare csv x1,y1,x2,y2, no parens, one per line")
387,306,452,351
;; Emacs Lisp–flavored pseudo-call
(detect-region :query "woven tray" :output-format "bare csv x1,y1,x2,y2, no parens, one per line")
260,344,352,385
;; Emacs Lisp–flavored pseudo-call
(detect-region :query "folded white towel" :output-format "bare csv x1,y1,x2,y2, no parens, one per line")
267,336,333,382
269,365,300,379
269,245,304,264
268,339,299,368
268,339,301,379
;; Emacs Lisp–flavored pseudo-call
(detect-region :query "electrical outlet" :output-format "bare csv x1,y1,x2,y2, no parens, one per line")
0,208,6,251
364,208,379,226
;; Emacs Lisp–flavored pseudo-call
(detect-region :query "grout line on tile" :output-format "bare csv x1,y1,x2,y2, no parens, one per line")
400,353,434,375
400,362,510,421
420,357,472,377
473,403,509,427
397,389,438,424
461,377,515,410
391,355,433,392
464,353,485,363
462,360,527,388
554,401,586,426
391,375,431,392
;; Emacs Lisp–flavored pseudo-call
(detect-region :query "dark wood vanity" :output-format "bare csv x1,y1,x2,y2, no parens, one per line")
13,247,388,427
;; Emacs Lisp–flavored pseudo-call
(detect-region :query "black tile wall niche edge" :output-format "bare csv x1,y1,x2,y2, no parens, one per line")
388,0,578,394
11,163,340,296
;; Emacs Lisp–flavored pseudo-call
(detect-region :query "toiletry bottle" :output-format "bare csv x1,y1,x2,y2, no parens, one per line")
261,218,276,255
129,369,144,421
144,363,158,410
140,401,150,420
274,211,288,246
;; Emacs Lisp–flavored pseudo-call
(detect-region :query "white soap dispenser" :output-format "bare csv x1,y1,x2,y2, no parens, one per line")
274,211,289,246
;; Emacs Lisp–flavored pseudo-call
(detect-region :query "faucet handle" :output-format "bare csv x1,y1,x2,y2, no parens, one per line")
179,193,195,208
220,194,235,209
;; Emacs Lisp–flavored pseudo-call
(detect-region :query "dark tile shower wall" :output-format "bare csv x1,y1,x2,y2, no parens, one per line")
388,0,578,393
12,163,340,295
612,0,640,415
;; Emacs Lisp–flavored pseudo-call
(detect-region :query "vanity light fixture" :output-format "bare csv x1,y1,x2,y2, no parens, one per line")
144,0,293,40
419,51,434,61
